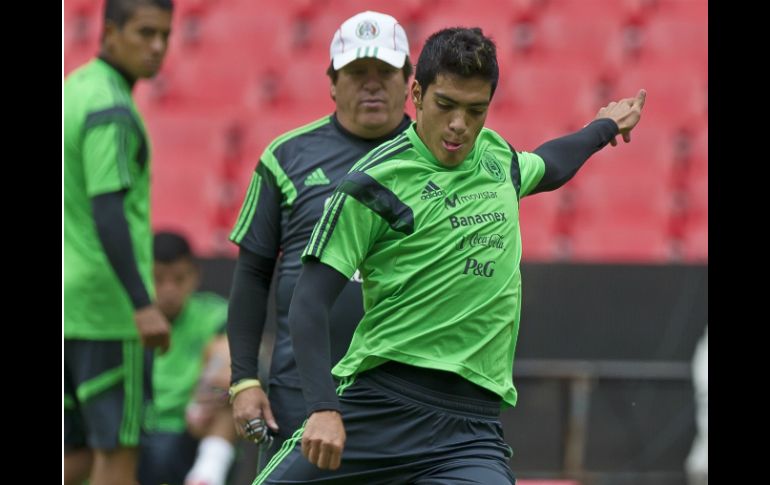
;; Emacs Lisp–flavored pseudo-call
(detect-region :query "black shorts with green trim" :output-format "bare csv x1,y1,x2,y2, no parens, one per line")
253,367,516,485
257,385,307,473
64,339,153,450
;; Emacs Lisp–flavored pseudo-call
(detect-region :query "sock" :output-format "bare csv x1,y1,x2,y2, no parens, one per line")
184,436,235,485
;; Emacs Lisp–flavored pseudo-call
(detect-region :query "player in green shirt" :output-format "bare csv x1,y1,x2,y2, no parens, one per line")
138,232,236,485
255,27,646,484
64,1,173,483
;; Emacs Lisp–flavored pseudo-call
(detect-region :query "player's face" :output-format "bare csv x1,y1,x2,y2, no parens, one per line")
412,73,492,168
103,5,172,79
154,258,199,322
332,58,408,138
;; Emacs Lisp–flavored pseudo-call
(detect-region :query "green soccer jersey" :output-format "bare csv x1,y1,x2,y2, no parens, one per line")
303,123,545,407
63,59,153,340
144,293,228,433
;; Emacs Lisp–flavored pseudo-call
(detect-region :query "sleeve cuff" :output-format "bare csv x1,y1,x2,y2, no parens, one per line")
307,401,342,414
586,118,620,146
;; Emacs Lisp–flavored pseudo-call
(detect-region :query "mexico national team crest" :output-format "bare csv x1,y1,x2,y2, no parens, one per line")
356,20,380,39
481,154,506,182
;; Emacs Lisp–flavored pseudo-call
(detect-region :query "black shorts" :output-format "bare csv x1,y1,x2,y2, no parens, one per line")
64,339,153,450
257,385,307,472
137,430,199,484
254,368,515,485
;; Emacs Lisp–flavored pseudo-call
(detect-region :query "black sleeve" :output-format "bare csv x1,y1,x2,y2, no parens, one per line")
530,118,619,194
237,163,283,257
91,191,151,309
289,261,349,415
226,247,276,384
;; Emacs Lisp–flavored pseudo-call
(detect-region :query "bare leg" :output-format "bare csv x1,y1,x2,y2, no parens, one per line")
185,375,236,484
203,404,237,441
90,447,138,485
63,448,92,485
185,405,238,485
185,336,237,485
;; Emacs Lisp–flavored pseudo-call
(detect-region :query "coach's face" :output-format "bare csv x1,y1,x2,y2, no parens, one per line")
103,5,172,80
412,73,492,168
332,58,408,139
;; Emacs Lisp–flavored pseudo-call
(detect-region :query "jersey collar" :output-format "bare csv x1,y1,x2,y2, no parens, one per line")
96,55,137,90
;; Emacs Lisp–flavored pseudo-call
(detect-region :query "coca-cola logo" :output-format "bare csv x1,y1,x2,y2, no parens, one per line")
456,233,505,251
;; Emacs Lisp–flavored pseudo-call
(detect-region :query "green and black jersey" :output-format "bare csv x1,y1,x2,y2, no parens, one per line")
303,123,546,407
64,58,153,340
229,114,410,388
145,292,228,433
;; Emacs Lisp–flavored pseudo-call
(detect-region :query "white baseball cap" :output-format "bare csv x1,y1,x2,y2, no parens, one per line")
330,11,410,70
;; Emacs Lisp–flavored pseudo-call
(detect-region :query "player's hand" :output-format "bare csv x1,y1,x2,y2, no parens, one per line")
134,305,170,352
595,89,646,146
232,386,279,442
301,410,346,470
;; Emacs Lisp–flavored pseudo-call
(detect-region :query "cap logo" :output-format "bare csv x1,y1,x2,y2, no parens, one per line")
356,20,380,40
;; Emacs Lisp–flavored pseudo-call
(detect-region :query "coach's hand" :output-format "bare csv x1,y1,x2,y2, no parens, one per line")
232,386,278,441
302,410,346,470
134,305,171,352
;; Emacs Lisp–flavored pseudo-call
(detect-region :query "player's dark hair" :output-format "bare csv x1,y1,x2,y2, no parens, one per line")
415,27,499,99
154,231,193,263
104,0,174,28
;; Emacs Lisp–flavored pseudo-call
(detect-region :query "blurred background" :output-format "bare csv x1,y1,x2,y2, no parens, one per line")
63,0,707,483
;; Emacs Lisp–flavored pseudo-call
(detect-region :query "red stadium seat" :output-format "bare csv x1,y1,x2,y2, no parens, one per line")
64,0,708,262
531,1,627,68
567,212,672,262
196,2,296,59
682,210,707,262
500,60,606,124
64,0,100,15
414,7,517,74
566,157,673,262
143,109,233,255
688,124,708,179
63,4,100,76
520,192,560,261
608,59,706,129
640,0,708,66
262,56,335,115
682,156,707,262
485,115,571,156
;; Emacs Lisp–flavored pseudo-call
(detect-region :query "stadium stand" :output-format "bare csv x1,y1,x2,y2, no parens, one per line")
64,0,707,261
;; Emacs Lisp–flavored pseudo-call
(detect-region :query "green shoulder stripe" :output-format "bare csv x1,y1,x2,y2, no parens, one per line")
258,116,331,208
230,170,263,243
266,116,330,152
260,150,297,208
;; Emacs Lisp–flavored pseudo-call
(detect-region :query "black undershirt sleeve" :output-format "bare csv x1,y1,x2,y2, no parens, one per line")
531,118,619,194
289,260,349,414
91,191,151,309
226,247,276,384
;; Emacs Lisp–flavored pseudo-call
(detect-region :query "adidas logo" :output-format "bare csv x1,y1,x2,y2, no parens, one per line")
420,180,445,200
304,168,331,186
